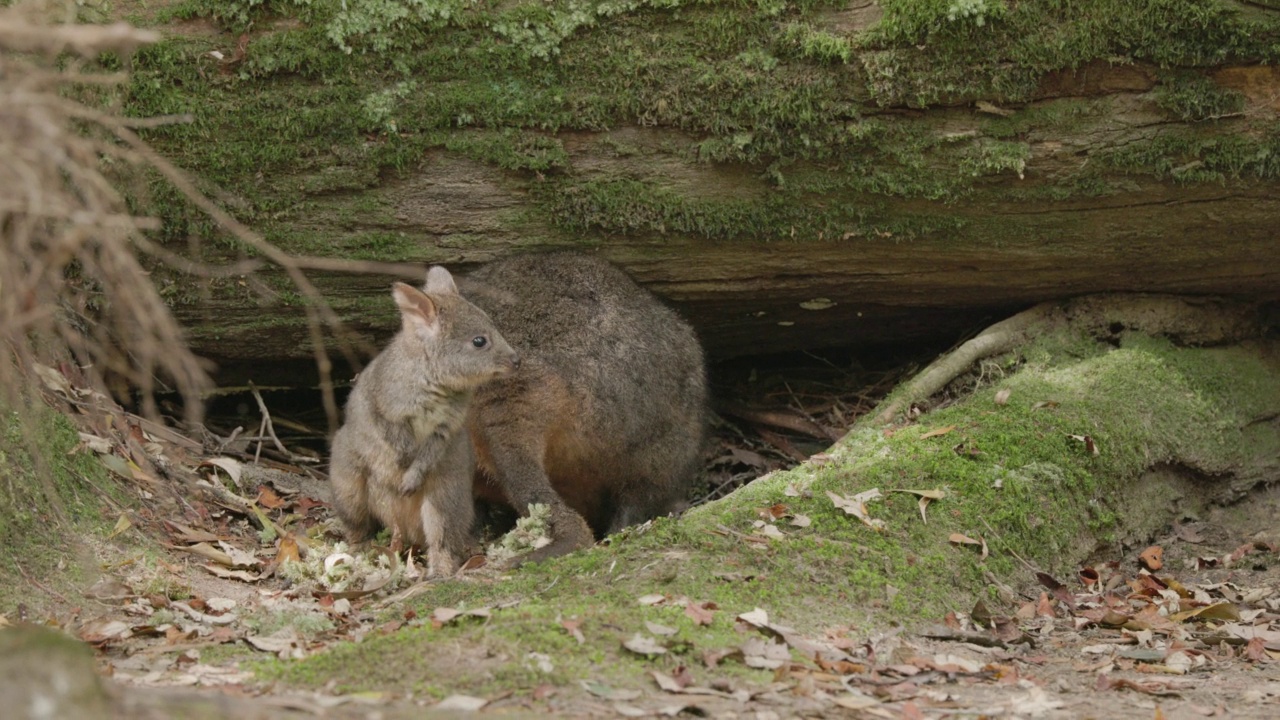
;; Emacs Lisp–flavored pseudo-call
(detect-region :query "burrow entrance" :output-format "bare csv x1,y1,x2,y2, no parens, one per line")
185,339,961,515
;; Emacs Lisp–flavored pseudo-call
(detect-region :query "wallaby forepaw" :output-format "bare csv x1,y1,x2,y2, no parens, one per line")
398,475,422,496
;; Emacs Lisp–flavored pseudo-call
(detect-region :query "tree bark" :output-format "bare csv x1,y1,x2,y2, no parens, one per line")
122,3,1280,378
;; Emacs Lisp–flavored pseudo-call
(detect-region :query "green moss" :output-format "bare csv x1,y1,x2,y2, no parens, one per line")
258,332,1278,697
0,396,119,615
1155,72,1246,122
441,130,569,172
118,0,1280,264
982,98,1097,140
778,22,853,64
865,0,1279,106
538,176,963,241
959,138,1029,179
111,0,1280,364
1099,130,1280,183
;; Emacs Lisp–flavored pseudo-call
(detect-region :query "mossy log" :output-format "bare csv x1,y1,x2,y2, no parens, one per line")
120,0,1280,376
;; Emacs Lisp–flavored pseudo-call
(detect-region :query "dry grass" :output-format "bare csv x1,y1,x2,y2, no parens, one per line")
0,1,428,517
0,4,211,421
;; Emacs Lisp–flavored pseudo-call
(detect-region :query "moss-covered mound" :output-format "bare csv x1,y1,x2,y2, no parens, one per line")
0,398,119,616
260,327,1280,697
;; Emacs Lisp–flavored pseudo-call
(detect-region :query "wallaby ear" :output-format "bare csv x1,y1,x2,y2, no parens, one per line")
424,266,458,296
392,282,439,333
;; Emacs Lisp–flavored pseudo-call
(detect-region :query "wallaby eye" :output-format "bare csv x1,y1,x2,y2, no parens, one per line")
472,336,488,349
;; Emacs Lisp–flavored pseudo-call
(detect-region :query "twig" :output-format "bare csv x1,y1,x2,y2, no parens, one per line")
718,401,840,441
756,428,809,463
11,556,69,605
692,472,756,507
106,121,366,433
216,425,243,454
253,413,266,465
980,517,1040,575
248,382,317,464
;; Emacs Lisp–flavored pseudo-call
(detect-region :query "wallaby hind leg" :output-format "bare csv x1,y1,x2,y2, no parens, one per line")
605,490,687,537
603,440,703,536
419,438,478,577
604,473,694,536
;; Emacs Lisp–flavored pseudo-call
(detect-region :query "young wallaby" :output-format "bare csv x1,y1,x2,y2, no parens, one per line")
460,252,709,564
329,267,519,576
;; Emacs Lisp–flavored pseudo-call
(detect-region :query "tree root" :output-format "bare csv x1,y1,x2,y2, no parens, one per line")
874,294,1265,425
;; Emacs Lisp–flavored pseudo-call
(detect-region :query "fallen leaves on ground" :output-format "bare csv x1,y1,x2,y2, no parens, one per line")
827,488,886,531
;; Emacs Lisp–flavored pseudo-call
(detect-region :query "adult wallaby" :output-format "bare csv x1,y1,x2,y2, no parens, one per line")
329,268,518,576
458,252,709,564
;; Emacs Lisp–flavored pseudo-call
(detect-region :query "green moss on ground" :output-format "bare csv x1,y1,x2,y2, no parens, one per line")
0,398,121,617
258,332,1280,698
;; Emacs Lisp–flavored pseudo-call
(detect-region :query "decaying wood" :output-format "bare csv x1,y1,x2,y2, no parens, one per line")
874,294,1266,425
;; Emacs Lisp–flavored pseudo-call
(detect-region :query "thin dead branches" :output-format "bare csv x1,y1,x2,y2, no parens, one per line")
0,4,421,448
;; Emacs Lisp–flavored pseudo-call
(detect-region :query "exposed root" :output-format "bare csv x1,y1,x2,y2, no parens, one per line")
874,294,1264,425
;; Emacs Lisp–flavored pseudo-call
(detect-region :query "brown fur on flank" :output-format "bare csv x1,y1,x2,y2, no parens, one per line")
329,267,518,576
461,252,709,564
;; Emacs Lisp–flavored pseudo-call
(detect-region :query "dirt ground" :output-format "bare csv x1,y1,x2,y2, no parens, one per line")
5,351,1279,719
9,474,1277,719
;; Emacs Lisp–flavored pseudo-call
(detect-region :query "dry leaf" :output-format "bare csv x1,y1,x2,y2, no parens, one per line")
1139,545,1163,572
976,100,1014,116
562,619,586,644
436,695,488,712
176,542,235,567
623,633,667,656
201,457,244,487
245,630,300,656
1170,602,1240,623
637,594,667,606
994,388,1011,405
737,607,770,628
920,425,957,439
833,692,881,710
756,524,785,540
256,485,287,509
276,534,301,565
808,452,834,467
756,503,789,521
431,607,459,624
741,636,789,669
1067,434,1100,455
949,533,988,558
645,621,678,637
166,521,220,544
107,514,132,540
202,564,260,582
684,601,716,626
651,671,684,693
77,432,112,454
890,488,946,524
827,489,886,531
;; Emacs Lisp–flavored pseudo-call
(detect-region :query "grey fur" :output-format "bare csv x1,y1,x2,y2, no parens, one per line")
461,252,709,563
329,272,518,576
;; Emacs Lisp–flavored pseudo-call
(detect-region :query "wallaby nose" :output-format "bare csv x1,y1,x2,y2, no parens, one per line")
509,354,522,371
